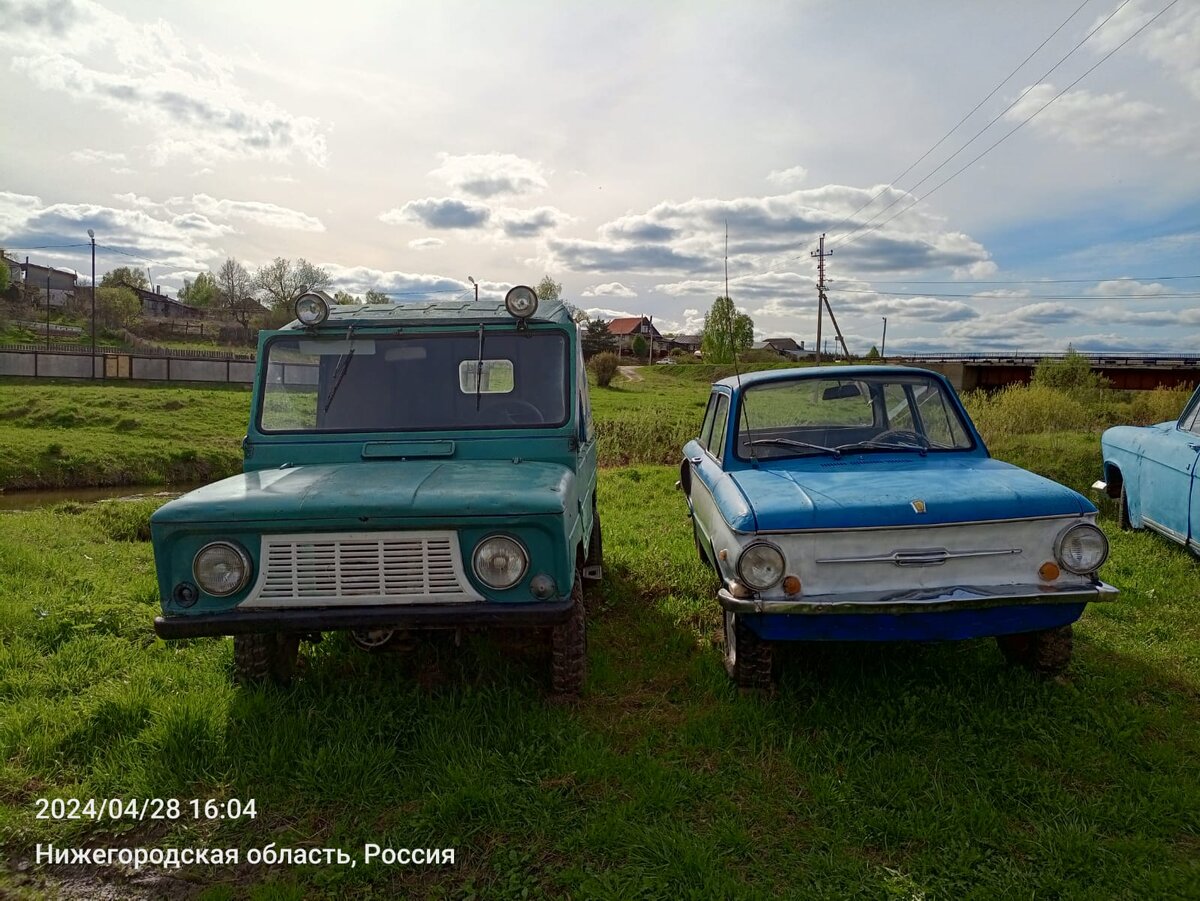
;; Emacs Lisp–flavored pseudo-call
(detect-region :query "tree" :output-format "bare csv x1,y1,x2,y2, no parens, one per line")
631,334,648,358
179,271,218,308
96,285,141,328
333,290,359,305
700,296,754,363
589,352,619,387
100,266,148,290
216,257,255,326
581,317,616,358
253,257,330,312
363,288,390,304
864,345,881,360
535,275,562,302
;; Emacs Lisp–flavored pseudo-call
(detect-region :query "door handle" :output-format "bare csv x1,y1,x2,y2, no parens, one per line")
1189,443,1200,452
689,456,703,465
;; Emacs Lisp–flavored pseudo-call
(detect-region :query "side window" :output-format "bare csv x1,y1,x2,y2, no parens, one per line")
708,395,730,460
1179,392,1200,435
698,393,719,447
577,342,593,441
882,383,916,431
915,386,970,448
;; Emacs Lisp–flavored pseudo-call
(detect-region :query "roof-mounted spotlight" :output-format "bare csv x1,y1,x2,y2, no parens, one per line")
295,290,330,327
504,285,538,320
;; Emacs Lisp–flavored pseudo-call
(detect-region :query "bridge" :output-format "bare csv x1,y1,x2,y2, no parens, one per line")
892,352,1200,391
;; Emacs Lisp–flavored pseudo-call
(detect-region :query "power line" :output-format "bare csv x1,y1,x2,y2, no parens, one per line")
6,243,92,251
825,0,1095,238
834,287,1200,300
832,0,1179,253
859,274,1200,285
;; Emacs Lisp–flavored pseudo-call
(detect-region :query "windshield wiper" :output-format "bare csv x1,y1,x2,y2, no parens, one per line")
748,437,842,457
322,325,357,415
835,439,928,456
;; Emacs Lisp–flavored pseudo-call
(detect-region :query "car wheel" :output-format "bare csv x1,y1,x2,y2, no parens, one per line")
233,633,300,686
996,624,1073,678
550,573,587,698
1117,483,1132,531
723,610,774,691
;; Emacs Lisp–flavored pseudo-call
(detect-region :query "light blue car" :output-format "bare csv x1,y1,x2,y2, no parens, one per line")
1096,383,1200,553
679,366,1117,689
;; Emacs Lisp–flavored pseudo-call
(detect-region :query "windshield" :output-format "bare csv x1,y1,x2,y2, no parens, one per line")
258,330,569,433
735,373,974,460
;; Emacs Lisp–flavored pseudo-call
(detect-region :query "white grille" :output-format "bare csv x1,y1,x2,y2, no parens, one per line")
240,530,482,608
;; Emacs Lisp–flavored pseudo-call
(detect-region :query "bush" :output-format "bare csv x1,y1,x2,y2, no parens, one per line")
1032,350,1109,397
590,352,619,387
962,384,1093,440
1129,385,1193,425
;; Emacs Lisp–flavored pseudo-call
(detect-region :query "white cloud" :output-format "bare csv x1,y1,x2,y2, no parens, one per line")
581,281,637,298
408,237,445,250
429,152,549,198
3,0,329,167
1090,1,1200,100
1005,84,1192,156
71,148,126,164
766,165,807,187
1091,279,1169,297
185,194,325,232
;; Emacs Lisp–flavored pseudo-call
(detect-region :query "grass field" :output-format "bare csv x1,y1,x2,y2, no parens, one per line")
1,369,1198,897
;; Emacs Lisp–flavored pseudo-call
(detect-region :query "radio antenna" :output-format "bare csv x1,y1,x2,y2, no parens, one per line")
725,222,757,466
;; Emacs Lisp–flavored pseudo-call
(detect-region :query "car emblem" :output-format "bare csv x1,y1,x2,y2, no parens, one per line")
911,499,927,514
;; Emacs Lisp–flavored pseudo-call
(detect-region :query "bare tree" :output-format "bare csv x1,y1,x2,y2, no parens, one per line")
216,258,254,326
253,257,331,312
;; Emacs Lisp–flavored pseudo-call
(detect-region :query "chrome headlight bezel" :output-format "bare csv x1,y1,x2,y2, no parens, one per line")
1054,522,1109,575
504,285,539,319
192,541,252,597
736,541,786,591
295,291,329,326
471,534,529,590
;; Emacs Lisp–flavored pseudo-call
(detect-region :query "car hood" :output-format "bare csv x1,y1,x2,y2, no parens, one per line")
152,460,574,525
727,456,1091,532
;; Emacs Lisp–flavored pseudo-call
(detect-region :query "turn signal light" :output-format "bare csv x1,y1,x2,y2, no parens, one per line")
782,575,802,596
1038,561,1061,582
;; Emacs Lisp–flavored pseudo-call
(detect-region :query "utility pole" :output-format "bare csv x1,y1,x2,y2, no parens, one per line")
45,266,51,349
468,276,478,302
811,233,831,366
881,317,887,360
88,229,96,375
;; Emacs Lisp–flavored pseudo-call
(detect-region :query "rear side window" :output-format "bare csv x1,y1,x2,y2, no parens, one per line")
708,395,730,459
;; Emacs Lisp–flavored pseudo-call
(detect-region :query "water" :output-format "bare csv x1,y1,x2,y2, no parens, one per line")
0,484,199,511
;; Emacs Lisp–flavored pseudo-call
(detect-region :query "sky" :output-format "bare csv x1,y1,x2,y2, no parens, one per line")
2,0,1198,354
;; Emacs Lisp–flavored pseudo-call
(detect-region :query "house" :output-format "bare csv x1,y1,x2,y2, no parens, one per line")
668,334,703,355
124,282,204,319
753,337,814,361
19,262,77,308
606,316,663,355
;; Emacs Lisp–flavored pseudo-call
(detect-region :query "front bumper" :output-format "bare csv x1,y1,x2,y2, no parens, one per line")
154,599,575,639
718,581,1118,615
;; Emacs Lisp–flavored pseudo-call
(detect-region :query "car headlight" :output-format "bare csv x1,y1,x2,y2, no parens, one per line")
295,291,329,326
472,535,529,589
736,541,786,591
1054,523,1109,574
192,541,252,597
504,285,538,319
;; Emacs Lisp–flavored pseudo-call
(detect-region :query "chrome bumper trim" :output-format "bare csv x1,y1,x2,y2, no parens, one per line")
718,581,1118,615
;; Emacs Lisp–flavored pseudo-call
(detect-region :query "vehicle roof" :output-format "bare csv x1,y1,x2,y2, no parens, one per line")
279,297,573,330
713,364,942,390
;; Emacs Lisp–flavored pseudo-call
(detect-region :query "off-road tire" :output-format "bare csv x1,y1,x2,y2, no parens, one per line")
723,610,774,692
1117,483,1132,531
550,574,587,698
233,633,300,686
995,624,1073,678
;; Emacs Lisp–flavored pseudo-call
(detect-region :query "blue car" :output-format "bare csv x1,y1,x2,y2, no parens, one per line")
679,366,1117,689
1095,383,1200,553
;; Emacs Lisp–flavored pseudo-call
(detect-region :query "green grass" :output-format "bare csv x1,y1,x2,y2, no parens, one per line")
1,469,1198,898
0,381,250,490
1,368,1198,894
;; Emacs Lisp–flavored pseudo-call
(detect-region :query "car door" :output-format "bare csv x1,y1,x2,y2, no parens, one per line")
1180,392,1200,552
689,391,731,555
1141,388,1200,546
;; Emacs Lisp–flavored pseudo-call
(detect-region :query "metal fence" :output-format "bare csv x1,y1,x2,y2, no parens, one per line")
0,341,254,361
0,348,256,384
